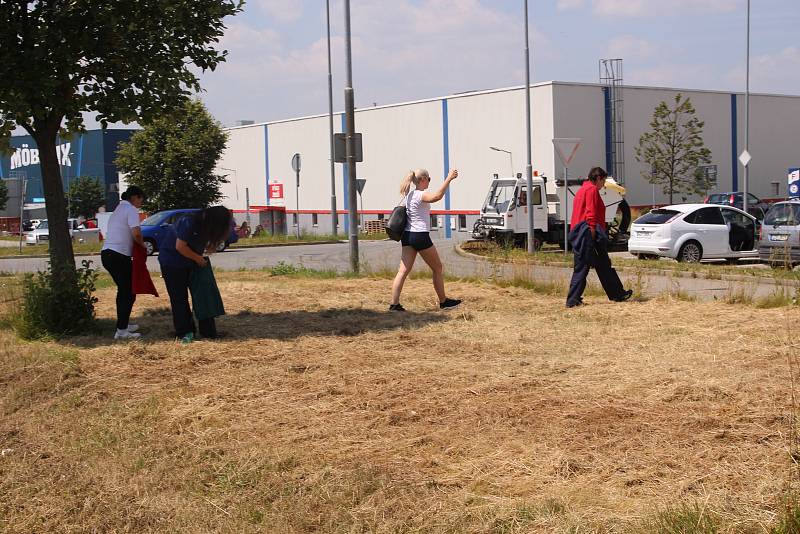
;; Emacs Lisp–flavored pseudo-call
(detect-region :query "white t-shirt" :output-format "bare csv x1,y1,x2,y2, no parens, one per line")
101,200,141,256
404,190,430,232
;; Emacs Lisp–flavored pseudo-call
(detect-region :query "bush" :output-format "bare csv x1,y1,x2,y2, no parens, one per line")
15,260,99,340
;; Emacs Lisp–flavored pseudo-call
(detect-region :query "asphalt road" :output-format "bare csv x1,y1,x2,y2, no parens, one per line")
0,238,792,302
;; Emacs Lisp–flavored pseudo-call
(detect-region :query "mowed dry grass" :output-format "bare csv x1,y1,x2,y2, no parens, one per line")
1,271,800,533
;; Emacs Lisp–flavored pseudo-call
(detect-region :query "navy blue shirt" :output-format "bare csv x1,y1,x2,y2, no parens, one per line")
157,215,204,270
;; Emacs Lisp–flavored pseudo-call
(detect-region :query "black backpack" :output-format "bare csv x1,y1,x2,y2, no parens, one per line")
386,193,411,241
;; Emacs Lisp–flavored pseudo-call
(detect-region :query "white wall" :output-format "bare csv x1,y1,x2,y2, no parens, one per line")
217,126,267,208
218,82,800,229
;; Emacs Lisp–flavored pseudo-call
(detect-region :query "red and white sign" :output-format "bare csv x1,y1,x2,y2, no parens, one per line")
269,183,284,200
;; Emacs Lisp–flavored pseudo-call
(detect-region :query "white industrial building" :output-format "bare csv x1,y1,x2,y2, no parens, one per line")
216,80,800,238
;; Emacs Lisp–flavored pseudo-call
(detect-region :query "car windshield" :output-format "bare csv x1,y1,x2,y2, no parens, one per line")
634,209,680,225
483,180,517,214
764,204,800,226
140,212,167,226
36,220,48,230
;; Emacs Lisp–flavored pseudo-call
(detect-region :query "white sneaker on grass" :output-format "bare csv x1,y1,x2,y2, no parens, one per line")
114,329,141,340
126,324,139,333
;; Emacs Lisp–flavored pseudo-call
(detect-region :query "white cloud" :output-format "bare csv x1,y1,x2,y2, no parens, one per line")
200,0,557,125
556,0,585,11
606,35,655,61
725,46,800,94
251,0,303,23
593,0,739,17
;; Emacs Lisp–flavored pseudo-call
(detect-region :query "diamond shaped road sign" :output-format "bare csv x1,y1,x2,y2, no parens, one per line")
552,138,583,168
739,149,752,167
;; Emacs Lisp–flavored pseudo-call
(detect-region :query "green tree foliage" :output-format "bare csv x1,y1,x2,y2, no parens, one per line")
0,0,241,336
635,94,712,204
116,100,229,212
67,176,105,219
0,179,7,212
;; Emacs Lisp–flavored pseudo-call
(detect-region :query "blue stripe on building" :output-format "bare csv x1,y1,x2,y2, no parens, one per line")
441,99,452,238
730,93,739,192
603,87,613,173
341,113,349,234
76,134,84,176
264,124,270,205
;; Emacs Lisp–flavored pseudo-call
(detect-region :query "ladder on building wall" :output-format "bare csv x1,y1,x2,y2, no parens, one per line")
599,59,625,185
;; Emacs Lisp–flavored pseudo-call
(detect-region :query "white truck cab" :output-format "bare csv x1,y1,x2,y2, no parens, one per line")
472,174,630,250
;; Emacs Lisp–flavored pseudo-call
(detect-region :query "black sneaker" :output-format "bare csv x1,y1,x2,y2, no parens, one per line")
566,300,584,308
439,298,462,310
389,303,406,312
613,289,633,302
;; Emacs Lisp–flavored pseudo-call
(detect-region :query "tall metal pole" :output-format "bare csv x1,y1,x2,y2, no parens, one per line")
343,0,359,271
743,0,750,214
295,169,301,239
523,0,535,254
326,0,338,236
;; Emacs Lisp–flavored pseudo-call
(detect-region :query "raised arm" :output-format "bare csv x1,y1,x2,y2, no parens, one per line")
421,169,458,203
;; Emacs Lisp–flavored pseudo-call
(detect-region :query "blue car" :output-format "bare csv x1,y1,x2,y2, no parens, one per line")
140,208,238,256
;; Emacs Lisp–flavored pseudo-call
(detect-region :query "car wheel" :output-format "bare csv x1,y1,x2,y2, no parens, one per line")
144,239,156,256
677,241,703,263
216,241,228,253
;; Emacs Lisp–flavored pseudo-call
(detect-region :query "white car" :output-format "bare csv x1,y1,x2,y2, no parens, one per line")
25,219,101,245
628,203,759,263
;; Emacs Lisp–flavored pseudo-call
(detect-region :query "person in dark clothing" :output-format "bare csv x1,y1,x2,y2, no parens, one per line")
566,167,633,308
158,206,232,342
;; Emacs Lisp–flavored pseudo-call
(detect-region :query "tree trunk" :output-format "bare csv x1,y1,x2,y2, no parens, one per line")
35,127,76,274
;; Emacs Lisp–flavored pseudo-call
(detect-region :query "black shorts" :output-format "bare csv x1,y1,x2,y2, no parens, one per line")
401,231,433,252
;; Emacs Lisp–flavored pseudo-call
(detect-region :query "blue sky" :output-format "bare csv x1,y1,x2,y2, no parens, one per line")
196,0,799,126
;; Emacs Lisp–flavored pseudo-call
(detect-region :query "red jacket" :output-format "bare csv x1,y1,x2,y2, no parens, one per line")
570,180,606,230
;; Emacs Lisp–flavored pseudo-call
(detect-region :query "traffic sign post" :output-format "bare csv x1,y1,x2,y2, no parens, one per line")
292,153,301,238
356,178,366,229
788,168,800,198
739,150,752,213
553,138,583,253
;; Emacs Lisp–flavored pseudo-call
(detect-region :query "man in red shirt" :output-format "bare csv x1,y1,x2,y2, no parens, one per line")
566,167,632,307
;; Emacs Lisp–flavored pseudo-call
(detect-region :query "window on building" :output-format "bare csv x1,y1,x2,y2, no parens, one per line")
377,213,384,221
430,215,438,229
292,213,298,226
312,213,318,227
772,182,780,197
458,214,467,231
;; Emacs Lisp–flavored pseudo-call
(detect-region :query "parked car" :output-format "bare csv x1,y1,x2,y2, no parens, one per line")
25,219,102,245
757,200,800,267
140,208,238,256
704,191,770,220
628,204,759,263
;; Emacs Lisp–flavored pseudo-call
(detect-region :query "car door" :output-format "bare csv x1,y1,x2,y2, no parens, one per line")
514,184,545,233
721,208,756,254
687,206,728,257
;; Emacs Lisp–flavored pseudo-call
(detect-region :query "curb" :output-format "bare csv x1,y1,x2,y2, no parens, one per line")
454,243,799,288
0,240,349,261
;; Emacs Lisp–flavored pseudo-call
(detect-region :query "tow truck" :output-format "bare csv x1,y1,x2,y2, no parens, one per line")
471,173,631,251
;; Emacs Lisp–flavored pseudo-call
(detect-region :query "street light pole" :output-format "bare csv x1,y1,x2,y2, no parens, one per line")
343,0,359,272
489,146,514,176
523,0,535,254
326,0,338,236
743,0,751,214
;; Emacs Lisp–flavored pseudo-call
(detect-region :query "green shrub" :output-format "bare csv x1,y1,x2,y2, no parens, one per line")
15,260,99,340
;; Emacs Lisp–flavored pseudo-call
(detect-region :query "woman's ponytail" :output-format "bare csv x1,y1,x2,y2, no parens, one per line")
399,170,415,196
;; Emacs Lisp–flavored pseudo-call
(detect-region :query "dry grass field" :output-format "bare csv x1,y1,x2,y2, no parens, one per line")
2,269,800,533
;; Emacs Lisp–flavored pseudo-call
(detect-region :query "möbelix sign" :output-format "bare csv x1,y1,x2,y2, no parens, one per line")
9,143,72,170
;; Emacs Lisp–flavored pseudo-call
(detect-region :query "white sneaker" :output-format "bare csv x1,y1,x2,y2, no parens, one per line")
114,329,141,340
127,324,140,333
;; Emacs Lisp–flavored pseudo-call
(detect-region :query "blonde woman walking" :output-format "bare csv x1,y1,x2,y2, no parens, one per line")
390,168,461,311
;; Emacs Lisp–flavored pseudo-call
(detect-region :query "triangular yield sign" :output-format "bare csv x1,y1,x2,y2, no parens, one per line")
552,138,582,167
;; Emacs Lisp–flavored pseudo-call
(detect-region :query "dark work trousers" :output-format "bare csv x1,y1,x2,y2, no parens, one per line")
101,249,136,330
566,224,625,306
161,265,217,338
